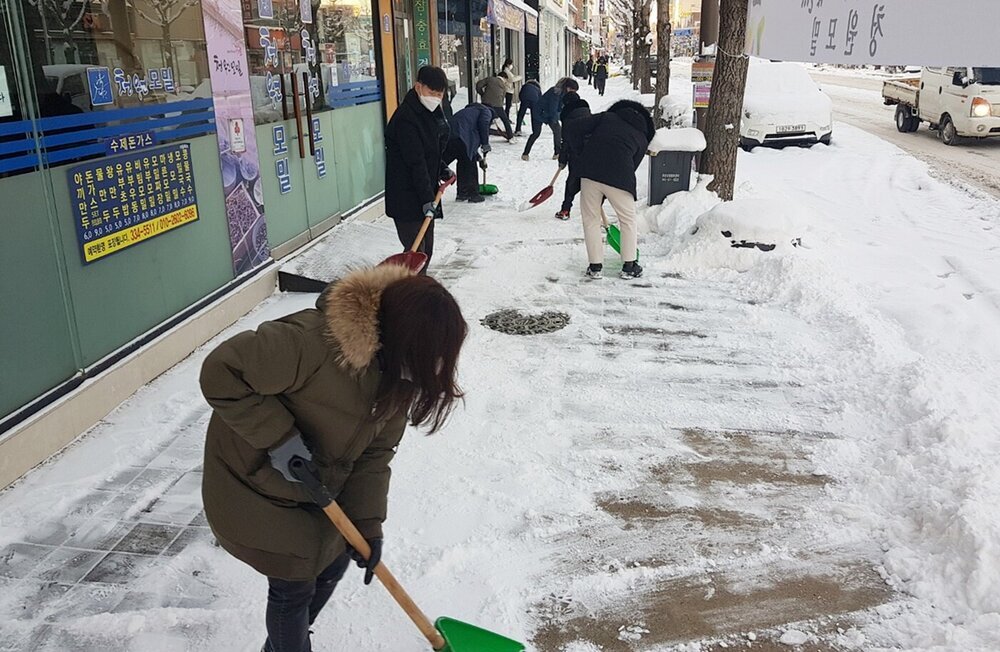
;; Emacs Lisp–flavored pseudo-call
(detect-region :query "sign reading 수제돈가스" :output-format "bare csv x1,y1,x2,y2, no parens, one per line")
68,144,199,264
746,0,1000,66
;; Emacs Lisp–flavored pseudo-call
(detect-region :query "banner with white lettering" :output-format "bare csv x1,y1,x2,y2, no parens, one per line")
746,0,1000,67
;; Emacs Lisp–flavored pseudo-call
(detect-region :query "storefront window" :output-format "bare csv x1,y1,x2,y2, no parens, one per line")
19,0,212,115
243,0,376,125
438,0,469,107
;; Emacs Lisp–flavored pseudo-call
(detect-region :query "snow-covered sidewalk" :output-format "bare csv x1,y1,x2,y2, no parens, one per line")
2,76,999,651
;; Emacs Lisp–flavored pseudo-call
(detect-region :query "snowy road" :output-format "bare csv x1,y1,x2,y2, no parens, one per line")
809,72,1000,199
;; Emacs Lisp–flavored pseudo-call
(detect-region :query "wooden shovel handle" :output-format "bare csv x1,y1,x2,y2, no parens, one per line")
321,500,447,650
411,177,455,253
549,167,562,187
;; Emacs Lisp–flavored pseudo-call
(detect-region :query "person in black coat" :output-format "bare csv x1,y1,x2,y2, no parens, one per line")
564,99,655,279
442,103,492,203
586,55,596,86
554,93,592,220
384,66,452,273
594,56,609,96
522,77,578,160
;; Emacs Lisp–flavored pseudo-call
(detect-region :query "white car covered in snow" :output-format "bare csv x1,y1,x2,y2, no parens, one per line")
740,61,833,151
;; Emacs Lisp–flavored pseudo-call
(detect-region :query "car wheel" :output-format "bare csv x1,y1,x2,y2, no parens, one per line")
739,137,757,152
820,133,832,145
895,105,916,133
940,115,959,145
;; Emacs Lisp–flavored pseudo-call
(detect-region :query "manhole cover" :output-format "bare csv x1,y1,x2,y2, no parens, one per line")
481,309,570,335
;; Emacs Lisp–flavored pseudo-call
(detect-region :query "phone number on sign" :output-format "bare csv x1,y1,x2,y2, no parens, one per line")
83,205,199,262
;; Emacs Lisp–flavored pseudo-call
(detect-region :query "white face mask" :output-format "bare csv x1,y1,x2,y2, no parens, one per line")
419,94,442,112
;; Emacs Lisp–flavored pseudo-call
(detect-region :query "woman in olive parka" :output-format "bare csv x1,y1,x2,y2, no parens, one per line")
200,264,467,652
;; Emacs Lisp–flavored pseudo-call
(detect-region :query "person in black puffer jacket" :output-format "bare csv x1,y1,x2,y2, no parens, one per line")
564,99,655,279
554,92,592,220
384,66,452,274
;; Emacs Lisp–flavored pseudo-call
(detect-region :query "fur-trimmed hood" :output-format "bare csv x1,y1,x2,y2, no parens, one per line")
609,99,655,142
317,264,413,371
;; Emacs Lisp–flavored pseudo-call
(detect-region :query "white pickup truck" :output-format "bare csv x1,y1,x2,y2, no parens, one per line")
882,67,1000,145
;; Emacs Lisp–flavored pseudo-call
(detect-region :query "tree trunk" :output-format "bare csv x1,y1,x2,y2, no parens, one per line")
636,0,653,94
631,5,640,90
653,0,671,123
697,0,748,201
162,20,174,74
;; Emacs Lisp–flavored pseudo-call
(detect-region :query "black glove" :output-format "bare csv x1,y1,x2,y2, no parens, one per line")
268,430,311,482
440,167,455,183
348,537,383,585
478,158,488,171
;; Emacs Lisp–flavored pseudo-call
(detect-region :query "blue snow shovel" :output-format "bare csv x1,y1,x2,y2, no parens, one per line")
287,457,525,652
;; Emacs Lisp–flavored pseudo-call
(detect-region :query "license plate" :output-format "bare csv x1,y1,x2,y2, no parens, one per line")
777,124,806,133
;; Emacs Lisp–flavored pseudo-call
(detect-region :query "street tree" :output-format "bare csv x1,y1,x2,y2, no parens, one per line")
633,0,653,93
697,0,748,201
127,0,199,73
27,0,88,63
653,0,671,123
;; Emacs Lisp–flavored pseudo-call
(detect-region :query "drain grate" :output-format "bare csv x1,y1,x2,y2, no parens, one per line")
481,309,571,335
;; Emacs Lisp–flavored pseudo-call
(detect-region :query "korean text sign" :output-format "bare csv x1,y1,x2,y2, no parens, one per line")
746,0,1000,67
68,144,199,264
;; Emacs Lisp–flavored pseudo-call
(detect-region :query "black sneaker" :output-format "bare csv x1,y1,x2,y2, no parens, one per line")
620,261,643,279
455,194,470,202
467,194,486,203
585,264,603,279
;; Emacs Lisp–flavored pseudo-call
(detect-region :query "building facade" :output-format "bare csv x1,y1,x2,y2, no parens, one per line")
0,0,397,482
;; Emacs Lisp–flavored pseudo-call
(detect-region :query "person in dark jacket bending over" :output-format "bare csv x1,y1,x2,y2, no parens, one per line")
522,77,578,161
384,66,453,274
200,265,468,652
443,103,492,203
564,100,655,279
475,72,514,140
554,91,592,220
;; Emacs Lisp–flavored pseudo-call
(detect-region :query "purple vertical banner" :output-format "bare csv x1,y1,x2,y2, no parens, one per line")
202,0,270,276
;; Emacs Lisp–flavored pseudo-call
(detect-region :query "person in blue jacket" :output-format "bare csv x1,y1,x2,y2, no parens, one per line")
442,103,492,203
521,78,579,161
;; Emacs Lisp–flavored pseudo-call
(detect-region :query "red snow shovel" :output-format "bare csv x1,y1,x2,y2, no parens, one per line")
380,176,456,273
521,167,563,211
288,456,525,652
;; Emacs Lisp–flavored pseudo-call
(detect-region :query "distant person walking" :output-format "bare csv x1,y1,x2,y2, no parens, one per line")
565,100,655,279
586,55,596,86
500,57,520,120
595,56,609,96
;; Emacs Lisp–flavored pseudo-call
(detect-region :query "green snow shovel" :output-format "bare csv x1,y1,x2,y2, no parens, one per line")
603,208,640,262
288,456,525,652
479,165,498,196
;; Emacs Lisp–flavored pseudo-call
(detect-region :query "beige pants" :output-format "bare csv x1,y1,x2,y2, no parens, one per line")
580,179,637,264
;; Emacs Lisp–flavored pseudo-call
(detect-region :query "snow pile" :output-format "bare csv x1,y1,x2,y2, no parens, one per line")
649,127,706,153
664,197,806,272
657,93,693,128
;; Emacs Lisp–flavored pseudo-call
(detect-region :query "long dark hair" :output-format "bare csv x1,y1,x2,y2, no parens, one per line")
375,276,467,433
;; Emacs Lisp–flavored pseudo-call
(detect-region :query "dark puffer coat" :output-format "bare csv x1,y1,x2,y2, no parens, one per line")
200,265,412,581
558,95,592,168
384,89,450,222
565,100,655,198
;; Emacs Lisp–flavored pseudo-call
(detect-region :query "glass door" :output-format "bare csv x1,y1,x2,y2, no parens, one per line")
244,0,347,245
0,0,80,417
393,0,416,101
